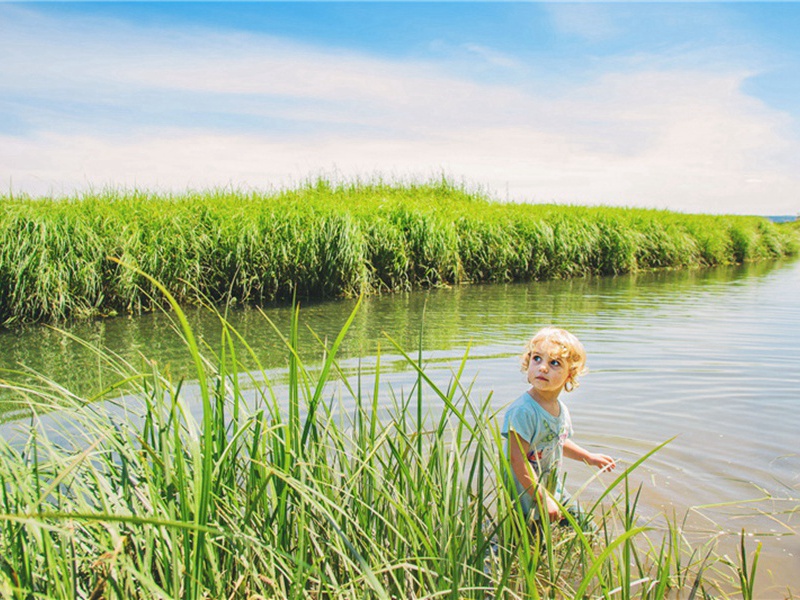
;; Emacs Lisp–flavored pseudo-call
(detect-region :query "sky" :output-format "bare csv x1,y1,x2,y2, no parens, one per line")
2,2,800,215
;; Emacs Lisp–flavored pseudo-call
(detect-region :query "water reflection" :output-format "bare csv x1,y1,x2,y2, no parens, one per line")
0,259,790,408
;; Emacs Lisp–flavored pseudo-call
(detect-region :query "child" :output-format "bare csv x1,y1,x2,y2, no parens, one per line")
501,326,615,528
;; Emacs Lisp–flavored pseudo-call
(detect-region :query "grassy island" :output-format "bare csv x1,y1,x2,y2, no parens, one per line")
1,179,797,325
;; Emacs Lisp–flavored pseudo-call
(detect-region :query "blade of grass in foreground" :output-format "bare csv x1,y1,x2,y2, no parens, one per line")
107,257,214,600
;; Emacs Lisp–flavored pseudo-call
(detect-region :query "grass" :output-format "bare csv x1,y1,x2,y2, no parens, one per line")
0,269,779,599
0,179,797,325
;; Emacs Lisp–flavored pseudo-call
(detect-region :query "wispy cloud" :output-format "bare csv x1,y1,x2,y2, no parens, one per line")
543,3,623,42
1,5,798,215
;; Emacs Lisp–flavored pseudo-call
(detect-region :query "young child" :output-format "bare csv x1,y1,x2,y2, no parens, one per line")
502,326,615,528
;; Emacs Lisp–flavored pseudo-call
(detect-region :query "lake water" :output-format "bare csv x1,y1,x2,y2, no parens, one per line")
1,258,798,595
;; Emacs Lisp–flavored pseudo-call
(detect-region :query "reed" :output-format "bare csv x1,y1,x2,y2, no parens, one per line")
1,180,797,325
0,281,777,599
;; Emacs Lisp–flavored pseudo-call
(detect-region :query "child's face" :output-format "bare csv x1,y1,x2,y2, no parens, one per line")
526,341,572,394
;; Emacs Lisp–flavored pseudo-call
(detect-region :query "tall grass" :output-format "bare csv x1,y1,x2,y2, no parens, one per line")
1,179,797,325
0,277,771,599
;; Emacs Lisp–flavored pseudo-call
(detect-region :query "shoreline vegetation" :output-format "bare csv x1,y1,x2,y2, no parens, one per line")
0,284,778,599
1,179,798,326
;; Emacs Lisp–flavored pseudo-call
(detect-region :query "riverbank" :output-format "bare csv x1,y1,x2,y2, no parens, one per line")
1,179,797,325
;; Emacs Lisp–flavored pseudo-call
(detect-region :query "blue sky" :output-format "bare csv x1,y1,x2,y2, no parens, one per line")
2,2,799,215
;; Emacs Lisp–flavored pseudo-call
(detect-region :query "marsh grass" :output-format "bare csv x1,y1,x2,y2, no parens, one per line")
0,269,774,599
1,179,797,325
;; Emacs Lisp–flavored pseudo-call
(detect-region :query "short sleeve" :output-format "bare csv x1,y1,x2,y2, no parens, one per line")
501,401,539,445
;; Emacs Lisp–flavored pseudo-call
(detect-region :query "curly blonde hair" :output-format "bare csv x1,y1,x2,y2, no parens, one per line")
520,326,587,392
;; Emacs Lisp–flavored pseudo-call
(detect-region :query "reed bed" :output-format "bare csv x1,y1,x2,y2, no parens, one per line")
1,180,797,325
0,274,770,599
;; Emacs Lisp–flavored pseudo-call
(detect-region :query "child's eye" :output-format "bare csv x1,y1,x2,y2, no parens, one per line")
532,355,542,363
550,360,561,368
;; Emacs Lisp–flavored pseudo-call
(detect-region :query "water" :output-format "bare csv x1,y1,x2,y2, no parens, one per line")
1,258,798,594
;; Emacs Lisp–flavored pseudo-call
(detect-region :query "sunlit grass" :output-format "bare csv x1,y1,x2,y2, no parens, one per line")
1,179,797,325
0,272,781,599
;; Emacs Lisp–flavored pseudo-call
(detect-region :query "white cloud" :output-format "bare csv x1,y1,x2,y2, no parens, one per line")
1,5,799,215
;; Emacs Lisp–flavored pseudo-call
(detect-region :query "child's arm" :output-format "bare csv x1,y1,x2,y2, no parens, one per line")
508,431,562,522
563,439,616,472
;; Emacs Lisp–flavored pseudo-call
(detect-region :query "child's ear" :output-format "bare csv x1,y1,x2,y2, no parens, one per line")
564,373,576,392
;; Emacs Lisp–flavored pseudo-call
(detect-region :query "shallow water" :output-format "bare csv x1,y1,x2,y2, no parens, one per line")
1,258,798,594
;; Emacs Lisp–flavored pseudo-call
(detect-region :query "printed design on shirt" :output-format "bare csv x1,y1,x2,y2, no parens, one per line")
526,418,568,476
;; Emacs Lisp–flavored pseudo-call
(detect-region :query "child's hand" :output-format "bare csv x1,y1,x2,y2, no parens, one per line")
544,496,562,522
589,453,616,472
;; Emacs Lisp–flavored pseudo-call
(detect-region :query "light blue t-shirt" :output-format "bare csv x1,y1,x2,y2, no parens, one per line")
501,391,573,517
